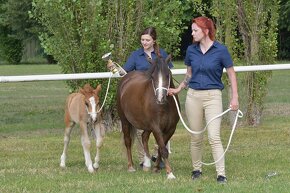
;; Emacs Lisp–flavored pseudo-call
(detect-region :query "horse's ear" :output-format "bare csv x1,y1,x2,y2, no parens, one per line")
94,84,102,94
146,55,154,65
79,88,85,95
165,54,172,64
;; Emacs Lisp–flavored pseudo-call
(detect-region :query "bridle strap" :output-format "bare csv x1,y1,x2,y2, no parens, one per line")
151,74,171,95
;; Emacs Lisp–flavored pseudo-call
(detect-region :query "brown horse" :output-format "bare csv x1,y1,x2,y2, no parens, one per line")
60,83,105,173
117,56,179,179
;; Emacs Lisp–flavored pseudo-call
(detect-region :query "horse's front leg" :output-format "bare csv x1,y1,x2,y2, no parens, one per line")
141,131,152,171
80,121,94,173
60,120,75,168
152,131,176,180
93,122,105,170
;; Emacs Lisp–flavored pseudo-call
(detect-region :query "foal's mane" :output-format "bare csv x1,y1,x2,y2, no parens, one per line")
79,84,94,95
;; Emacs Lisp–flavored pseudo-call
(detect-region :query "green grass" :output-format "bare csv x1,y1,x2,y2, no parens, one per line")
1,64,290,193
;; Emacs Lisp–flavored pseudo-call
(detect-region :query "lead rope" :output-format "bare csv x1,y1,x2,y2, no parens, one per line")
172,95,243,166
96,72,113,113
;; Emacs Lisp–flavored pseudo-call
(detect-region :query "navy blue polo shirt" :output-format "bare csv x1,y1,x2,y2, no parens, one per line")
123,48,173,72
185,41,233,90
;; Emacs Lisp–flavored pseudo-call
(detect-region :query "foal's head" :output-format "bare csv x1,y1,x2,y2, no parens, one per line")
149,55,172,104
79,84,102,122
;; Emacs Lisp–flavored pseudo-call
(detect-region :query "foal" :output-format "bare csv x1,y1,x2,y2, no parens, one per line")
60,83,105,173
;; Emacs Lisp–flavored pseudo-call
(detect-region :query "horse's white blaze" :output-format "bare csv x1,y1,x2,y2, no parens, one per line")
89,96,97,121
157,72,163,102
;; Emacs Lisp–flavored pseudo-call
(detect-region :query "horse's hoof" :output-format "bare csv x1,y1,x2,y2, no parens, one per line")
128,167,136,172
143,166,151,172
167,172,176,180
153,167,161,173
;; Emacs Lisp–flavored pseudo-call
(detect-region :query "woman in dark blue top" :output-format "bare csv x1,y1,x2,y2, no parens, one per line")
169,16,239,183
123,27,173,169
123,27,173,72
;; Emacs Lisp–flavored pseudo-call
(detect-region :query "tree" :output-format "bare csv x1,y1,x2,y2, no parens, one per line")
0,0,24,64
278,0,290,59
31,0,185,129
236,0,279,126
0,0,43,64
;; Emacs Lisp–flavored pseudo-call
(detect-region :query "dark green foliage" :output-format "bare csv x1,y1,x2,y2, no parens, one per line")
278,0,290,59
0,26,23,64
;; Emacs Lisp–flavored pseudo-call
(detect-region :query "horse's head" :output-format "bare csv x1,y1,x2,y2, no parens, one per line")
80,83,102,122
148,55,172,104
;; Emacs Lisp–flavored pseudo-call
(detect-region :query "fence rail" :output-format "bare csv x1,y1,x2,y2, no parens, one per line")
1,64,290,83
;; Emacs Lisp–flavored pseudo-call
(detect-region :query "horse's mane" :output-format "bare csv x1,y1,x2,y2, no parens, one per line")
145,56,164,78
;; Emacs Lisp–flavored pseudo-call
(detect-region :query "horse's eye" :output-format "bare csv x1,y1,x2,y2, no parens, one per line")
85,101,89,107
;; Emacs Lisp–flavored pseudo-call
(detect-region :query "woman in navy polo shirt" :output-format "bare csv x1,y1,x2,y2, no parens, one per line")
123,27,173,169
169,16,239,183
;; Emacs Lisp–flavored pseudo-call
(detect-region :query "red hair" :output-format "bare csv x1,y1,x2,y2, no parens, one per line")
192,16,216,41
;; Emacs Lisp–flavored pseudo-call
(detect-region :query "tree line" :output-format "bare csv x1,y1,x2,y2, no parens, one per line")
0,0,289,127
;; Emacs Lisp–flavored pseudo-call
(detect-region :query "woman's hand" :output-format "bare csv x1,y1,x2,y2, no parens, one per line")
168,87,182,96
229,97,239,111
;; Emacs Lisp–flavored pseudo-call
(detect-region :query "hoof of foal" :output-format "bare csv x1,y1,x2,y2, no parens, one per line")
60,163,66,168
128,166,136,172
93,163,99,169
143,166,151,172
167,172,176,180
88,165,95,173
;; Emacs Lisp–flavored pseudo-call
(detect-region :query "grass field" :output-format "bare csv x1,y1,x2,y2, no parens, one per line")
0,64,290,192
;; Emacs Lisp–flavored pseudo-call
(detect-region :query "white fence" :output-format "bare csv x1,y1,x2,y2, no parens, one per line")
1,64,290,83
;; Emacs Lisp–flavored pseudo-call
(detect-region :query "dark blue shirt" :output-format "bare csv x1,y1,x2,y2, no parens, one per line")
185,41,233,90
123,48,173,72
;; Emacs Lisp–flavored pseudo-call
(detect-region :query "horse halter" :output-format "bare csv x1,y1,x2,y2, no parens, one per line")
151,70,171,103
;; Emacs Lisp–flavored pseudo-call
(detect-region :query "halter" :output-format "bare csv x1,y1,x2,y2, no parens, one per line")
151,73,171,96
85,96,101,122
85,105,99,117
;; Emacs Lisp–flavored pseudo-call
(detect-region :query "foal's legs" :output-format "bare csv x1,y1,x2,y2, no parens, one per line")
79,121,94,173
93,122,105,169
60,121,75,168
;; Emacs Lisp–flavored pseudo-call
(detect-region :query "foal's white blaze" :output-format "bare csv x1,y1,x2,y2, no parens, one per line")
157,72,163,102
89,96,97,122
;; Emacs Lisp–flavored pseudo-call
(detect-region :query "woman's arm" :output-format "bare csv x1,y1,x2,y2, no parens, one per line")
226,67,239,110
168,66,192,95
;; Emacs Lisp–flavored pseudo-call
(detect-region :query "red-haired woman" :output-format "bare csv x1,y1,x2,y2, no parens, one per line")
169,16,239,183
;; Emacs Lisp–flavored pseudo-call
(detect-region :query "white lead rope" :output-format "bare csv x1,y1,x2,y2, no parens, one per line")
172,95,243,165
97,73,112,113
